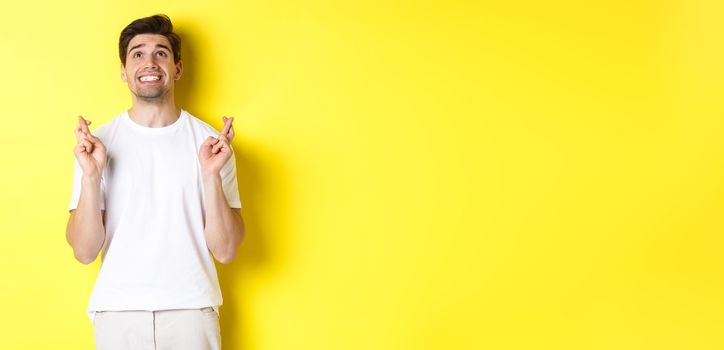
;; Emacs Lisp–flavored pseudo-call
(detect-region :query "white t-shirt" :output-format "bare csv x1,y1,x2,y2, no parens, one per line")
68,109,241,322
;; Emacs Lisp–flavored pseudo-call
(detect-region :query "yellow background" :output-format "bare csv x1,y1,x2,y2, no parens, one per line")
1,0,723,349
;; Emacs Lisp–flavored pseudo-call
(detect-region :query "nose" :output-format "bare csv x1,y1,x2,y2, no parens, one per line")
142,56,160,70
144,60,159,70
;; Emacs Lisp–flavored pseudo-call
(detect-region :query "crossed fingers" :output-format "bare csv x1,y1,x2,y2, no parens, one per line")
220,116,235,141
74,115,104,153
75,115,92,142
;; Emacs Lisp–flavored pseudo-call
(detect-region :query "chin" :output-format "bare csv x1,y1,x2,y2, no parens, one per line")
135,88,167,100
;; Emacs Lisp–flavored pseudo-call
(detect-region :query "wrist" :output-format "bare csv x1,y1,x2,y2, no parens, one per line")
81,174,102,184
202,172,222,183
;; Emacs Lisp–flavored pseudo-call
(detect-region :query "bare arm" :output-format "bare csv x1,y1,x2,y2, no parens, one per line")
200,116,245,264
66,116,107,264
66,182,105,264
203,175,245,264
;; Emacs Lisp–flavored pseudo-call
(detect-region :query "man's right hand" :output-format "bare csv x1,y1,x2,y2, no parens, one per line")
74,115,107,178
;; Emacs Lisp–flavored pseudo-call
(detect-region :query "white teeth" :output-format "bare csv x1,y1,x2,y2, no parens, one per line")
139,75,160,82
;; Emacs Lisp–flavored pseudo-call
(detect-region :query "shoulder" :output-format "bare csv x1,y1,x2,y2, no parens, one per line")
90,112,124,139
183,110,220,137
88,111,128,146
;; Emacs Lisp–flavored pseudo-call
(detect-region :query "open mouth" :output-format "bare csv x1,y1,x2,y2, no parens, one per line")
138,74,162,84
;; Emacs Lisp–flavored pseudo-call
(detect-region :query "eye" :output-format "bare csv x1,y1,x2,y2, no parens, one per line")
156,51,167,57
133,52,142,58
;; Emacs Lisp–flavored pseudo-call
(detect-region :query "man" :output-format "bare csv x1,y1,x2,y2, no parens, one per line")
66,14,244,350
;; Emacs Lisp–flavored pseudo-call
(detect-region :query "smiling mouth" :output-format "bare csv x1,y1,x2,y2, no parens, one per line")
138,75,162,83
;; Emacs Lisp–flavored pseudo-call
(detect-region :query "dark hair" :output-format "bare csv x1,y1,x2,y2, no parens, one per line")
119,14,181,66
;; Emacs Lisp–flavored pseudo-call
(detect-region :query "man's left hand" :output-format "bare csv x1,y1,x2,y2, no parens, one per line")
199,116,235,176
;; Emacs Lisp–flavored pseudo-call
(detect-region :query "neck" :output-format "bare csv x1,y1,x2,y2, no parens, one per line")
128,94,182,128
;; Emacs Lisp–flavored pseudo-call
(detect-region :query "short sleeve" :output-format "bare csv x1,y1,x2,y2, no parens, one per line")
220,150,242,209
68,159,106,212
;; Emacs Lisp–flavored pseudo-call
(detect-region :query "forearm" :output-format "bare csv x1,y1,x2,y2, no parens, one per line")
203,174,245,264
66,175,105,264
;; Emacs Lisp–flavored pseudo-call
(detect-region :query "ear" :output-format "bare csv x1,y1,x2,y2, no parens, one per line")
121,63,127,83
174,60,183,80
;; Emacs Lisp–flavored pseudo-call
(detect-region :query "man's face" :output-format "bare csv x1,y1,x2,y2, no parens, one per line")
121,34,182,101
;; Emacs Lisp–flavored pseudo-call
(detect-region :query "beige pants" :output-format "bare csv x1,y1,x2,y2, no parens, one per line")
93,308,221,350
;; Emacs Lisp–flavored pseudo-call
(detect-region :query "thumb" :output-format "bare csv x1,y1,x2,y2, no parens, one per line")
203,136,218,145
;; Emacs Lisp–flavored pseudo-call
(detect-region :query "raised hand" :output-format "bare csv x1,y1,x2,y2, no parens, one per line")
199,117,234,177
73,115,107,178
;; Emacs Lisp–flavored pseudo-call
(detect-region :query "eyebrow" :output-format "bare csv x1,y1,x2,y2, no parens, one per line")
128,43,172,54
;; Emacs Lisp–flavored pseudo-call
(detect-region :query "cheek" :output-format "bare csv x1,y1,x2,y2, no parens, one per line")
123,68,135,82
